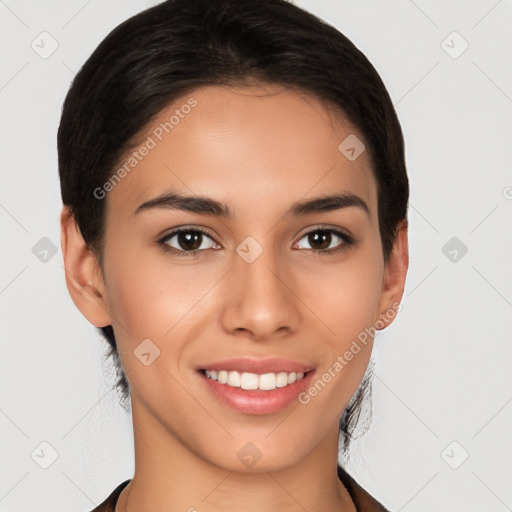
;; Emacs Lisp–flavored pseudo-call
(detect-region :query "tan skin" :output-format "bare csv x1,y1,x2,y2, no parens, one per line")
61,84,408,511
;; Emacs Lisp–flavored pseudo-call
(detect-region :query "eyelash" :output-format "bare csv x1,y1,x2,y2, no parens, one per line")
157,226,355,258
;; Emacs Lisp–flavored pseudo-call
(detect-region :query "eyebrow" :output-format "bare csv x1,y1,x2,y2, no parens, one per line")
134,191,370,218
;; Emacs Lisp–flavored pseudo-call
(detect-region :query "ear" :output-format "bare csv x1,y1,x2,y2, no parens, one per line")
60,205,112,327
375,218,409,330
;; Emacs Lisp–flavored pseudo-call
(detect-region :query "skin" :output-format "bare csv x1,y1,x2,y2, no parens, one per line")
61,84,408,511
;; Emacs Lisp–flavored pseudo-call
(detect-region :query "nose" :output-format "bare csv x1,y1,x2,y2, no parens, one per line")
220,242,302,341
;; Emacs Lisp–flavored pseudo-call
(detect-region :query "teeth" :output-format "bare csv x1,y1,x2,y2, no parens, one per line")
259,372,276,390
276,372,288,387
227,371,241,387
240,372,259,390
203,370,306,390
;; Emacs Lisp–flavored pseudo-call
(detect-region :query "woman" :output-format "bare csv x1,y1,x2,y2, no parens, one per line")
58,0,409,510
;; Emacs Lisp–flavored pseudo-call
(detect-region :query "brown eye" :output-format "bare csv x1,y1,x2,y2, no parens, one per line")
176,231,203,251
307,230,332,250
161,229,219,253
295,228,353,253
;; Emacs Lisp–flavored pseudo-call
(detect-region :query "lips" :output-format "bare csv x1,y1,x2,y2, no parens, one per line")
195,356,315,375
197,366,316,415
194,357,317,414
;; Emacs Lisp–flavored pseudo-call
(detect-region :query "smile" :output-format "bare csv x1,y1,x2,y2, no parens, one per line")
198,368,316,415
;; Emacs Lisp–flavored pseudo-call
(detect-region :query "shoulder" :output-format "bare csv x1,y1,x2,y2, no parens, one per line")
337,464,392,512
87,479,131,512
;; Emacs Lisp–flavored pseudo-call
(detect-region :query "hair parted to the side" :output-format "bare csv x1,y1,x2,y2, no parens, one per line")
58,0,409,455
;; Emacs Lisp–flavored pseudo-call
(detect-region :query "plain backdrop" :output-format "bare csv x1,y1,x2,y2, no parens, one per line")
1,1,511,511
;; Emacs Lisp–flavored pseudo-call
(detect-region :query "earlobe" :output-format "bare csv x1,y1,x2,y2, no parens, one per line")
60,206,112,328
375,219,409,330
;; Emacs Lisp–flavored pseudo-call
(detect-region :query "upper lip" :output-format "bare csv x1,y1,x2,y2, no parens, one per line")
197,357,315,375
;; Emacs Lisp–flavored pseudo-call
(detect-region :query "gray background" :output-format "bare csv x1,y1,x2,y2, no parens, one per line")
1,0,511,510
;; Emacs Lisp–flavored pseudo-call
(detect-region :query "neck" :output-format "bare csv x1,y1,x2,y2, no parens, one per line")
116,397,356,512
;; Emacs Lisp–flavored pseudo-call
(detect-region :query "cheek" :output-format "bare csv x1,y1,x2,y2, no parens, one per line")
301,251,383,343
296,247,382,404
102,242,223,344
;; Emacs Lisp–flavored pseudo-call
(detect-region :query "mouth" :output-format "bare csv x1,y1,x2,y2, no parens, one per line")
196,367,316,415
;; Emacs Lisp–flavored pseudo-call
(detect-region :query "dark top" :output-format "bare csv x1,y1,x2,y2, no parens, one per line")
89,465,390,511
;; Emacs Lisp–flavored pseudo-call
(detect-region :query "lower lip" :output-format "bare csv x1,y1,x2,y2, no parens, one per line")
197,370,316,415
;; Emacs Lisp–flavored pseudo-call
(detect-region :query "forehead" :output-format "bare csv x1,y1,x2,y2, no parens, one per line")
105,84,378,221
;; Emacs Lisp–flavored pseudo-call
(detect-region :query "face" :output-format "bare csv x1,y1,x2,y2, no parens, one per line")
72,84,406,472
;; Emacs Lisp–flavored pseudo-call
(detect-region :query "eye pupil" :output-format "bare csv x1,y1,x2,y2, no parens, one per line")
178,231,202,251
309,230,331,250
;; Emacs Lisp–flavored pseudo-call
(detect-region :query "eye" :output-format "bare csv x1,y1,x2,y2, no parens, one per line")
157,226,354,257
295,228,354,254
158,227,221,256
